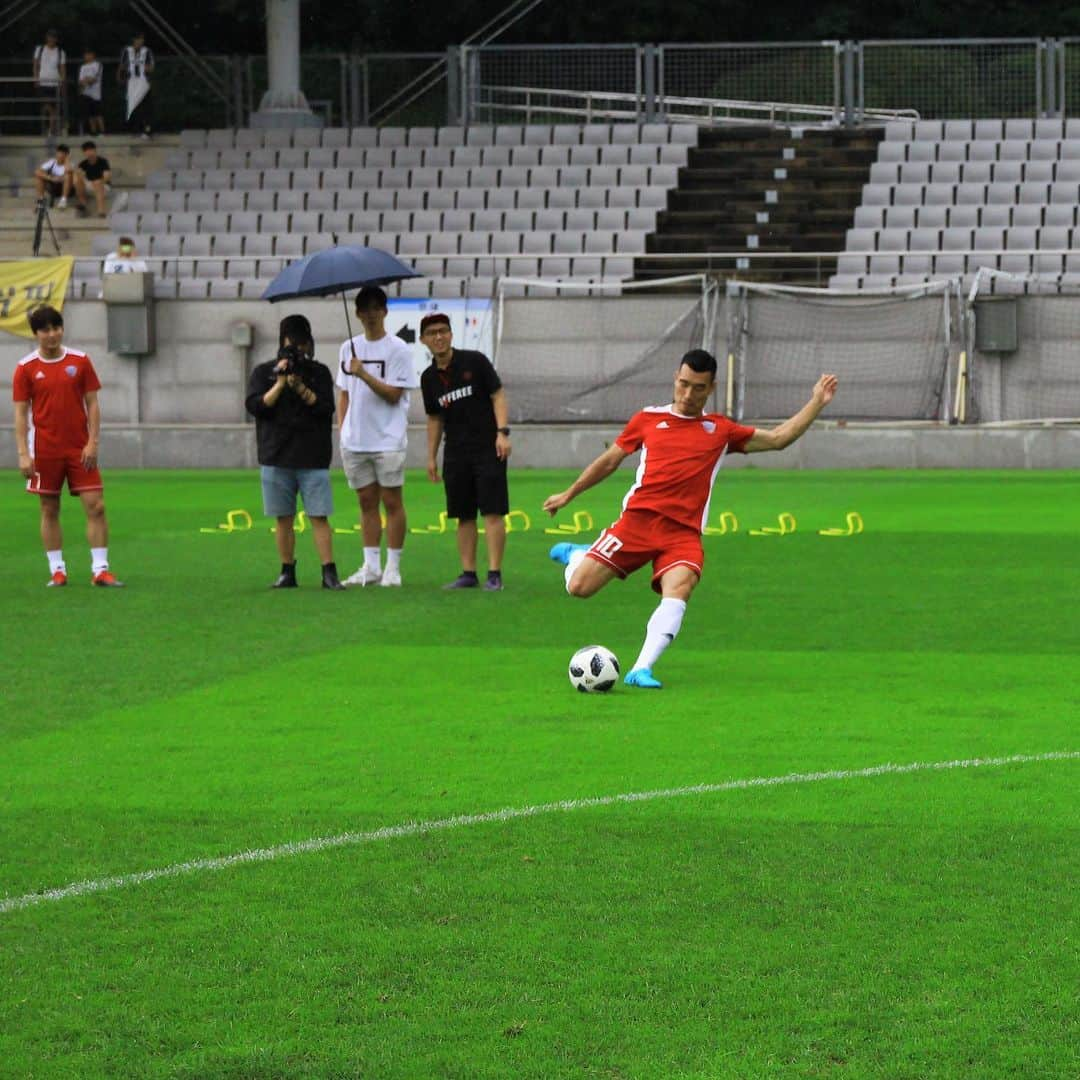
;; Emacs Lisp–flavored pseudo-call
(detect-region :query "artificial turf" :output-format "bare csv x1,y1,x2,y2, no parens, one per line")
0,468,1077,1078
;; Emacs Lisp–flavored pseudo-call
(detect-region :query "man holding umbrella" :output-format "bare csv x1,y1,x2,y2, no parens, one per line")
336,286,418,588
260,246,423,587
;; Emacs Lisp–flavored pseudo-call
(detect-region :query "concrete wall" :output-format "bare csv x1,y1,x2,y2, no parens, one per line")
4,420,1080,470
4,299,1080,469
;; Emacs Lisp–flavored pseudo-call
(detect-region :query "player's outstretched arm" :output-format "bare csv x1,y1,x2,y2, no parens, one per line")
543,443,628,515
744,374,838,453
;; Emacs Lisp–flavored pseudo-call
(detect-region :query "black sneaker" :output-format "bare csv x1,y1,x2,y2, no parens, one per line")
483,572,503,592
272,563,297,589
321,563,345,590
442,572,479,590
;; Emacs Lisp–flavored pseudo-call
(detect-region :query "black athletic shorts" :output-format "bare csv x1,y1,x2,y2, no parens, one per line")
443,454,509,520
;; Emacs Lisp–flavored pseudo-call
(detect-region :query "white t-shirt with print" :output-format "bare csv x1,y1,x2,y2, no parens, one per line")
34,45,65,86
336,332,417,453
78,60,103,100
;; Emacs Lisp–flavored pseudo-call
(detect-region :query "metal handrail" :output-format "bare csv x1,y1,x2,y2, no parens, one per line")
477,84,919,126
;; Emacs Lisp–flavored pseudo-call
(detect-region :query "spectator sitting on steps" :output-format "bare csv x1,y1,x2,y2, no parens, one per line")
74,141,112,218
33,144,73,209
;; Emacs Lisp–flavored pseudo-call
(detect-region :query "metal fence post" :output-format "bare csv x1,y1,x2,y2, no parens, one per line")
843,41,857,126
1057,40,1066,118
1043,38,1060,116
465,46,479,125
348,56,361,128
652,43,660,118
643,44,657,122
447,46,461,126
1036,39,1045,116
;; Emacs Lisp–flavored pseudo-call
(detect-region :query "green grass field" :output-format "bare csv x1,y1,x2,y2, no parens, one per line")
1,468,1077,1079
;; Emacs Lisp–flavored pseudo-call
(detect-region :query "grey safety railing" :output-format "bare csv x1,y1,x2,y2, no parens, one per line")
464,44,643,126
0,72,64,132
657,42,843,123
859,39,1045,120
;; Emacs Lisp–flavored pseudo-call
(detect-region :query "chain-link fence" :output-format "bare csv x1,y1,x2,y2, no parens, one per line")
658,43,841,118
1056,39,1080,119
0,54,236,133
860,39,1044,120
357,53,447,128
467,45,642,124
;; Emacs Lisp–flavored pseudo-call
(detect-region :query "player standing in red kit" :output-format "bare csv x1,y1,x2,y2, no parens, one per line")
544,350,836,688
12,305,124,587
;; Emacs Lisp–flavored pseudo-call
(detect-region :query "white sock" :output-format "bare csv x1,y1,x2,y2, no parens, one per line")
564,549,587,592
47,549,65,574
363,546,381,573
90,547,109,573
633,597,687,672
385,547,402,572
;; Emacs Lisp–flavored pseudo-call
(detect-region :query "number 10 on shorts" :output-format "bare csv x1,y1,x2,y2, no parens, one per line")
592,531,624,560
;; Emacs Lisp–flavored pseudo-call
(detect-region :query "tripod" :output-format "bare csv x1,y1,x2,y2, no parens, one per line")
32,198,61,257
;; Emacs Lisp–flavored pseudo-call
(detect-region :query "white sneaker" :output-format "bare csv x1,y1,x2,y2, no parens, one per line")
56,196,67,209
380,567,402,587
344,565,381,587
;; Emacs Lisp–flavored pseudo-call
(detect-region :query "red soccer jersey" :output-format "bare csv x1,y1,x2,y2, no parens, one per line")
11,348,101,458
614,405,756,532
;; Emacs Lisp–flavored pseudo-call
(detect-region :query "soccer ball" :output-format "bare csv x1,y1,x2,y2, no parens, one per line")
568,645,620,693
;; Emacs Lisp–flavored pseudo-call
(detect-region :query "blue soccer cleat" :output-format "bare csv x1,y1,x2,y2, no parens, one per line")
624,668,663,689
549,542,589,565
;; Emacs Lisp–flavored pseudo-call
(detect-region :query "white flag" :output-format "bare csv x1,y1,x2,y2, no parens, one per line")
126,74,149,120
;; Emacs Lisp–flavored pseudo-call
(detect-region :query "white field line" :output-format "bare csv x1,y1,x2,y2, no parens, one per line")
2,751,1076,916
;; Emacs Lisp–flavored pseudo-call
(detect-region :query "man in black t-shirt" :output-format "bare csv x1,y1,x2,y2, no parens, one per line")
74,141,112,218
420,313,512,591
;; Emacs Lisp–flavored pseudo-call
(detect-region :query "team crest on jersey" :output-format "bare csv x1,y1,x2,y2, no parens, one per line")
702,420,716,434
64,365,77,377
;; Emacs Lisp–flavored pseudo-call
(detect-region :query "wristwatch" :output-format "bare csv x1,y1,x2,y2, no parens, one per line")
497,426,511,435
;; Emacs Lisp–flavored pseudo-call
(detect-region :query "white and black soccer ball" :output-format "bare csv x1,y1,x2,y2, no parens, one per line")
568,645,620,693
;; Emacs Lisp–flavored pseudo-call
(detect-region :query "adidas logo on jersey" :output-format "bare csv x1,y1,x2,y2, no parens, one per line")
656,420,669,429
35,371,46,379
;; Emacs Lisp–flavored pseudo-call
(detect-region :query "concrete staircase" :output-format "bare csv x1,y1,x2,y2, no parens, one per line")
0,135,177,258
634,126,882,286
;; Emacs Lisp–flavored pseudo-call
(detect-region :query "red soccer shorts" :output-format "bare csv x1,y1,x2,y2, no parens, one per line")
25,453,103,496
586,508,704,593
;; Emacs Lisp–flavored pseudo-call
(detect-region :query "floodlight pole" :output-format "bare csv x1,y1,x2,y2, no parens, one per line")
250,0,321,129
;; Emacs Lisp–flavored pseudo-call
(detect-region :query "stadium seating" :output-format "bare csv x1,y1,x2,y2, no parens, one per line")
100,123,697,298
831,118,1080,291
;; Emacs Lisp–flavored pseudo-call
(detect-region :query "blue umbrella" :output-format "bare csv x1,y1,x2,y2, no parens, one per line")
261,245,421,301
261,245,423,368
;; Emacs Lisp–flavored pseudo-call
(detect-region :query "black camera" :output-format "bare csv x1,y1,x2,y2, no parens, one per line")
275,343,311,375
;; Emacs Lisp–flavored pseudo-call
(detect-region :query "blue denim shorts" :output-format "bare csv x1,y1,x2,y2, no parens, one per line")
260,466,334,518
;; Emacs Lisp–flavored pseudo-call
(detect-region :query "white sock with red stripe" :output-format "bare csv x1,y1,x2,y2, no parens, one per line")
47,549,65,574
633,597,687,672
563,549,587,592
91,547,108,573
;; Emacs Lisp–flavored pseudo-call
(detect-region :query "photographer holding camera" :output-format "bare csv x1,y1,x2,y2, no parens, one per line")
245,314,344,590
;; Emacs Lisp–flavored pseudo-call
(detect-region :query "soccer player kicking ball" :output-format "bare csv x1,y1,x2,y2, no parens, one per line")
544,350,836,688
12,305,123,587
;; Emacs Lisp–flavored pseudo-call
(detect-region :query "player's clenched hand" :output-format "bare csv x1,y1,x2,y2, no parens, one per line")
813,374,838,406
81,443,98,470
543,491,572,516
18,452,33,479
